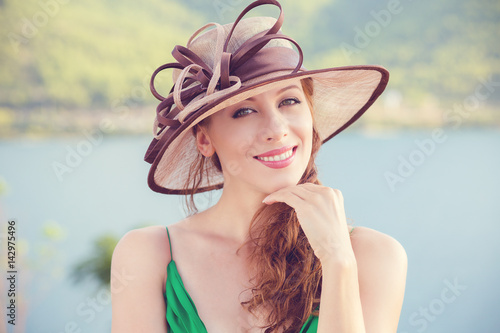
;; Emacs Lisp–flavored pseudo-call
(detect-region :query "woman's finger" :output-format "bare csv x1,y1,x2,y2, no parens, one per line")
262,183,320,204
262,188,305,207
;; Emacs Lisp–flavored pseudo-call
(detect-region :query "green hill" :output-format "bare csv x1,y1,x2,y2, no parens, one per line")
0,0,205,109
0,0,499,131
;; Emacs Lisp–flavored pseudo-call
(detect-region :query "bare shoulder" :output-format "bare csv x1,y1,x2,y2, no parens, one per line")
350,226,407,267
112,225,171,271
111,225,170,332
111,225,171,294
349,226,407,331
114,225,170,256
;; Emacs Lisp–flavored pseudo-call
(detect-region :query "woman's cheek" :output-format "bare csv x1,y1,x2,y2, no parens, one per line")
218,133,256,176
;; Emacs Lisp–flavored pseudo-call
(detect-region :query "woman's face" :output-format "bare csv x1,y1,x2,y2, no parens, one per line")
196,79,313,195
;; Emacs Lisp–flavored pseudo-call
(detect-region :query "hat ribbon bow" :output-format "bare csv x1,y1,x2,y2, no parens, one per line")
146,0,303,163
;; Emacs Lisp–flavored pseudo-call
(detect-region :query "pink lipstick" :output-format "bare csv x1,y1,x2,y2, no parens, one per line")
254,146,297,169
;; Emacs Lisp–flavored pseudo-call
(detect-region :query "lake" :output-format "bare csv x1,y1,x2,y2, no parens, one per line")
0,127,499,332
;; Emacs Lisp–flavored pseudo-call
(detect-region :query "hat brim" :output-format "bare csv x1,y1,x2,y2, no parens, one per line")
148,65,389,194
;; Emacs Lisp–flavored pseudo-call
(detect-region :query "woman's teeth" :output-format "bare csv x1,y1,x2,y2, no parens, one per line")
256,149,293,162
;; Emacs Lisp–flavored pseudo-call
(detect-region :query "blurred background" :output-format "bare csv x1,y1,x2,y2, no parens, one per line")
0,0,499,332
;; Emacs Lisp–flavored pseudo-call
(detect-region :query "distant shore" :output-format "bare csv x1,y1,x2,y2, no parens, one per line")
0,104,498,139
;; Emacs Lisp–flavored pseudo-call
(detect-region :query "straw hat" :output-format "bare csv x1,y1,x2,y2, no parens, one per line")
145,0,389,194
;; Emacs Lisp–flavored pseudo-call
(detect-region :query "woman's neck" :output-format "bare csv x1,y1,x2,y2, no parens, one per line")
199,181,266,245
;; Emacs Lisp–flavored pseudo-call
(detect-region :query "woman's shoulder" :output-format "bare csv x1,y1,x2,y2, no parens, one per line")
350,226,407,268
349,226,407,296
114,225,170,251
348,226,407,327
111,225,172,332
112,225,172,274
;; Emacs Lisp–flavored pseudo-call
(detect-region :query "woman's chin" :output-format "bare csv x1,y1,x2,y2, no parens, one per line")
224,172,303,197
261,178,301,195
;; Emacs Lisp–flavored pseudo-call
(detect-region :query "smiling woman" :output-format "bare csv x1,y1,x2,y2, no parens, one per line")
110,1,406,332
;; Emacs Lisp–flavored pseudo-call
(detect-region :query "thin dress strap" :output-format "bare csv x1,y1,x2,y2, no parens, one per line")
166,226,173,259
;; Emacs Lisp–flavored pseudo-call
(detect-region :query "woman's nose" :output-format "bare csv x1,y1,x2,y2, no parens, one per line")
259,109,288,142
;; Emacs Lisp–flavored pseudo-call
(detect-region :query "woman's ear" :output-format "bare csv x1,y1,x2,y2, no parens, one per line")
195,125,215,157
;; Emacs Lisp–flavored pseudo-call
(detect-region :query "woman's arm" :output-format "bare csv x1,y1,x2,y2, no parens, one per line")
319,227,407,332
263,185,407,332
317,246,365,332
111,226,169,333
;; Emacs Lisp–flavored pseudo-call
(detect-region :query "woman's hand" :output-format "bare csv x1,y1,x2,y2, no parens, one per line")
262,183,354,263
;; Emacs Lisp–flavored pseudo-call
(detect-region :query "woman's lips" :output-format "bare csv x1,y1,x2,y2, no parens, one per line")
254,146,297,169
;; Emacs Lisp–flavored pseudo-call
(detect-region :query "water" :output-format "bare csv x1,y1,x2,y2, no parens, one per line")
0,128,499,332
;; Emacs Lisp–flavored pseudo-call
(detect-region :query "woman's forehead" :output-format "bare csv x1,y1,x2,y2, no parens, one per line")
231,78,304,105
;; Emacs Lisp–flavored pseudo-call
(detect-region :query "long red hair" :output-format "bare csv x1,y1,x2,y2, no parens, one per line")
186,78,322,332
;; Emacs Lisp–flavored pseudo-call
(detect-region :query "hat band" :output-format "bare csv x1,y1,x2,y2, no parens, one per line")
234,46,302,84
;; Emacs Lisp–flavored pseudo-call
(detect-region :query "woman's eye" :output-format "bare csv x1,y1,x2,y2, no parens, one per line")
232,108,254,119
280,98,300,107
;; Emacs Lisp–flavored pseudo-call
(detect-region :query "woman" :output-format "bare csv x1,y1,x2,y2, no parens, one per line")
111,1,407,332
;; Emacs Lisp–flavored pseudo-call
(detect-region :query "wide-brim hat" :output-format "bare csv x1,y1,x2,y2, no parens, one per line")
145,0,389,195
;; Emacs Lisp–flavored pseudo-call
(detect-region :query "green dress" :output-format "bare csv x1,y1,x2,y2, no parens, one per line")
164,227,319,332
